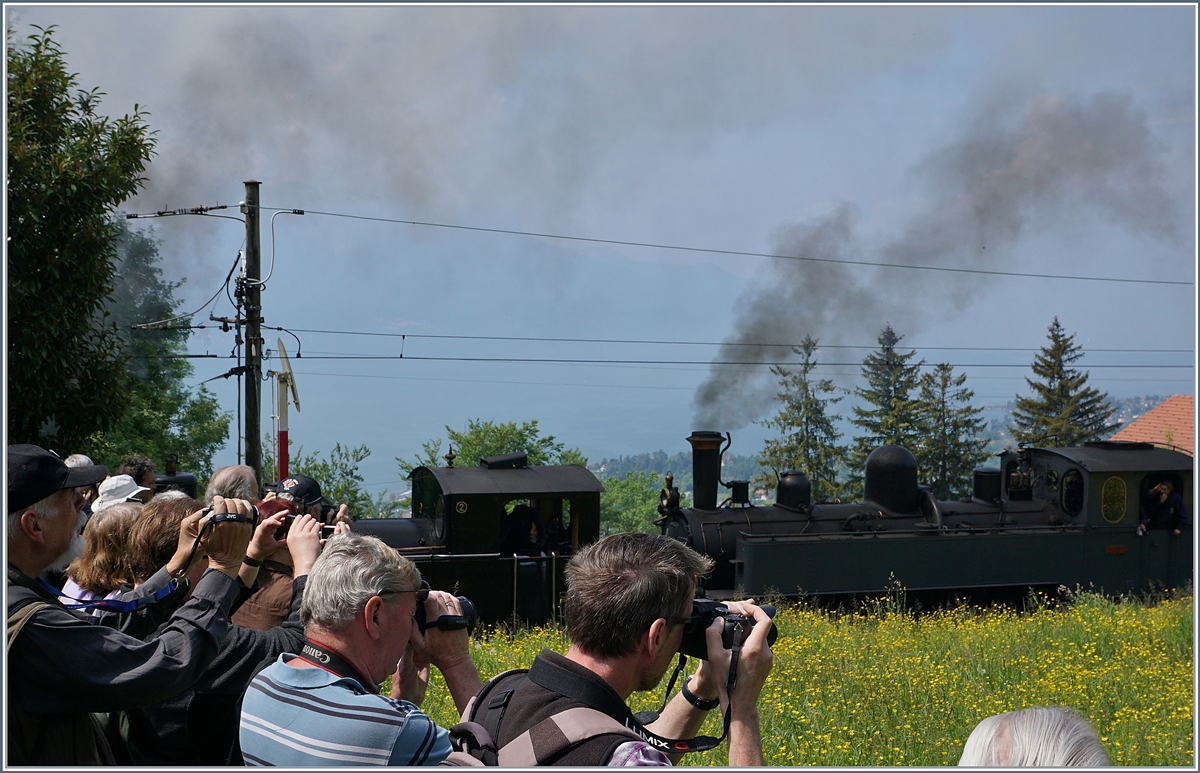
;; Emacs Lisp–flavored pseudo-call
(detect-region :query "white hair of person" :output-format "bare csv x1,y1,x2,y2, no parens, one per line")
154,489,190,501
959,707,1110,767
205,465,260,505
63,454,95,468
7,493,62,540
300,533,421,632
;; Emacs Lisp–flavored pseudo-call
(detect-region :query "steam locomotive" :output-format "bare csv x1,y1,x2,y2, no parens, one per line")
355,432,1192,625
658,431,1193,600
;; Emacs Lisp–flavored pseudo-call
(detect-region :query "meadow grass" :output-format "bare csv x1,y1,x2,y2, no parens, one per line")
409,591,1193,766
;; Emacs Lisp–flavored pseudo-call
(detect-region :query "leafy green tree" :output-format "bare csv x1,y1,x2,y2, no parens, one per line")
264,440,377,518
7,26,155,447
755,336,846,501
846,325,926,495
599,471,667,536
79,224,230,481
1010,317,1119,447
402,418,587,474
917,363,989,499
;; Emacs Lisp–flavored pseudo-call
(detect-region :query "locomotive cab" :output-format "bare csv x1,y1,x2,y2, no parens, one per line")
355,452,603,625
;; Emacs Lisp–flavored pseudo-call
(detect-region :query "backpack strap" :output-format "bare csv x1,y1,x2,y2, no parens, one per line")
495,706,641,766
7,598,50,652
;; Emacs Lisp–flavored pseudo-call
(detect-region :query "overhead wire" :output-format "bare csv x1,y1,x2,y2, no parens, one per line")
254,205,1192,287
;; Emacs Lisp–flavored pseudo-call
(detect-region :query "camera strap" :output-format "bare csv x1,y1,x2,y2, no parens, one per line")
527,653,730,754
45,577,180,613
295,638,381,694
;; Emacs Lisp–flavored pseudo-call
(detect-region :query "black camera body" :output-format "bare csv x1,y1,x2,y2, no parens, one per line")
679,599,778,660
414,594,478,634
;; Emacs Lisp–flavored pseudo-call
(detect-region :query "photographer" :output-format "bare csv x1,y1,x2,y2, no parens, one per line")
239,533,483,766
233,473,351,631
117,502,323,765
7,444,254,765
492,532,774,766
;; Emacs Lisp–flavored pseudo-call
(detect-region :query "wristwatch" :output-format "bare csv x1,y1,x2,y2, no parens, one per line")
681,676,720,711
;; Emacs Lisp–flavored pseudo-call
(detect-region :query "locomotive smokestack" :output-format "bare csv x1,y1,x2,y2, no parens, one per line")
687,431,727,511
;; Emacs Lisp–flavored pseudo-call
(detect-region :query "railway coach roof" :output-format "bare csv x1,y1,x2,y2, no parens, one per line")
410,464,604,496
1037,443,1194,473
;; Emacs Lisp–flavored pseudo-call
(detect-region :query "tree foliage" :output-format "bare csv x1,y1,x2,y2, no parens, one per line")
7,26,156,447
755,336,846,500
916,363,989,499
264,440,378,518
846,325,925,493
79,224,230,481
1009,317,1119,447
598,470,683,536
402,418,587,474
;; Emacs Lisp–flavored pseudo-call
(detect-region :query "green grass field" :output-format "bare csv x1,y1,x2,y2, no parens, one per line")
411,591,1193,766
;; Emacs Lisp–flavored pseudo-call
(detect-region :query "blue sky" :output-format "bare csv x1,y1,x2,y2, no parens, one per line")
7,4,1195,494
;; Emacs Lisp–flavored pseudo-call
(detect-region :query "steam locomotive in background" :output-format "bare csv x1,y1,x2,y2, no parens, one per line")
356,432,1192,625
658,431,1192,600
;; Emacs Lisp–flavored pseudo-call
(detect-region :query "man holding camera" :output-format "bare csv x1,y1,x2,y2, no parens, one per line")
7,444,255,765
492,532,775,766
239,532,483,766
233,473,351,631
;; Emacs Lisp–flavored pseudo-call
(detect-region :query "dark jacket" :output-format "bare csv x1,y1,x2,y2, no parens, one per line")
121,575,309,765
6,564,239,766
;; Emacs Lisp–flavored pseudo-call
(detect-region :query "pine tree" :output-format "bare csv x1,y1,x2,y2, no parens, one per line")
755,336,846,501
917,363,989,500
847,325,925,494
1010,317,1119,447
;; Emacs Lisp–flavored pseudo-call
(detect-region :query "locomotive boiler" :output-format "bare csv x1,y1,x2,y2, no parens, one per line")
657,431,1193,600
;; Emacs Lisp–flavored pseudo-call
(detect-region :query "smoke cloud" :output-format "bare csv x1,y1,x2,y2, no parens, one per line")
692,91,1185,430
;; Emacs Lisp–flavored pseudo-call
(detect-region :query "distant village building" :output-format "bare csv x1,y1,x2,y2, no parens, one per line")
1109,394,1194,456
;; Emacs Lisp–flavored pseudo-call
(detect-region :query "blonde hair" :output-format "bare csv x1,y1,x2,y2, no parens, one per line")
959,707,1110,766
66,502,141,595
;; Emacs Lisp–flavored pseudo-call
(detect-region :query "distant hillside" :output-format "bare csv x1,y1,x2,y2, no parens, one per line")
589,450,766,498
981,395,1169,452
594,396,1177,494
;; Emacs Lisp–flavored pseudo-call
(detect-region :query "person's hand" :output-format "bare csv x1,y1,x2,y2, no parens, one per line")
410,591,472,671
199,496,256,579
704,599,774,713
332,504,352,531
287,513,323,576
247,510,288,564
392,642,432,706
1174,528,1182,536
165,506,210,576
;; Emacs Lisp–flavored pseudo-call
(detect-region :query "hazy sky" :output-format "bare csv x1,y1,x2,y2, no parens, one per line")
7,4,1195,494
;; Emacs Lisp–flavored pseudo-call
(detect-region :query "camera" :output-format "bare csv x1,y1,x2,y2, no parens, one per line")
414,592,478,634
204,504,260,527
678,599,779,660
274,514,337,541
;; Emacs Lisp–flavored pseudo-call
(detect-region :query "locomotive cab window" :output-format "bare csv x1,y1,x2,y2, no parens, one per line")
1060,469,1084,516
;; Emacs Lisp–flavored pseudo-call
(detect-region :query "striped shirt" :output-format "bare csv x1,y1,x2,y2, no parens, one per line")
240,654,450,766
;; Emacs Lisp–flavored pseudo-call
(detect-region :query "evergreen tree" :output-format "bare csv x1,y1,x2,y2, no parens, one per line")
847,325,925,494
755,336,846,501
917,363,989,499
1010,317,1119,447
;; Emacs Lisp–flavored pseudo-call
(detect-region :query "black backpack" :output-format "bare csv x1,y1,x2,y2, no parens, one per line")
440,669,640,766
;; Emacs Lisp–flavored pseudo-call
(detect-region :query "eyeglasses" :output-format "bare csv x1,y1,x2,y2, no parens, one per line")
376,580,430,600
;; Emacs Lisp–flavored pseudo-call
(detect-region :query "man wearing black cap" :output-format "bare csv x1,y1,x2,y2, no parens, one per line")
6,444,256,765
233,473,351,631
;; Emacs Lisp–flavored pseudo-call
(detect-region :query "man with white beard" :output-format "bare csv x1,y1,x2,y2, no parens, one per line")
6,444,255,765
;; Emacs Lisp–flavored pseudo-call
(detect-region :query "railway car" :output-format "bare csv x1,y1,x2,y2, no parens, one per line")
658,431,1194,600
353,451,602,626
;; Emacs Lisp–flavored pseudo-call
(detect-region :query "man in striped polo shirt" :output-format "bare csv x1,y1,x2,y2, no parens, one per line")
239,533,482,766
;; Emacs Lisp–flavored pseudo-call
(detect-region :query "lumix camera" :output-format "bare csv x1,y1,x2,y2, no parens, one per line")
414,592,478,634
679,599,778,660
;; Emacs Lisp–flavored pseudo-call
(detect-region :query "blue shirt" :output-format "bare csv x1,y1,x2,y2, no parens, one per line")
240,653,450,766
